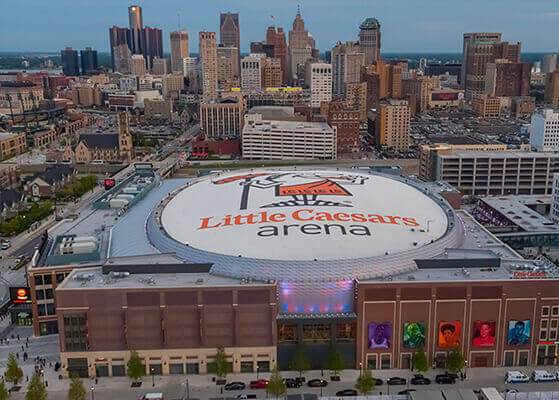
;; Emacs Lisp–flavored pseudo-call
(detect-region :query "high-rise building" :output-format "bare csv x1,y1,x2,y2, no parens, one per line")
362,61,403,110
183,57,200,93
80,47,98,75
250,42,275,59
262,58,282,88
472,94,501,118
325,100,360,153
152,57,171,75
220,12,240,49
199,31,218,101
130,54,147,76
542,54,558,74
128,5,143,55
217,45,240,90
484,59,531,97
359,18,381,65
200,97,244,139
113,44,131,74
142,26,163,69
402,75,440,114
306,62,332,108
461,33,521,99
331,41,364,97
241,54,264,92
530,109,559,151
346,81,367,122
370,99,411,152
61,47,79,76
266,26,288,85
170,30,189,73
109,26,131,70
288,10,317,85
545,71,559,106
162,72,185,99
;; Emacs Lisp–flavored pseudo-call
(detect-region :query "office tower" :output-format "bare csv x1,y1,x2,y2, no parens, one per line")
484,60,531,97
288,10,316,85
61,47,79,76
109,26,131,69
128,5,143,54
113,44,131,74
461,33,521,99
530,109,559,152
266,26,288,85
331,41,365,97
152,57,171,75
250,42,275,59
170,30,189,72
163,73,185,99
306,62,332,108
183,57,200,93
262,58,282,88
220,12,240,49
361,61,403,110
199,31,218,101
217,45,240,90
545,71,559,106
80,47,98,75
200,98,244,139
142,26,163,69
325,100,360,153
472,94,501,118
359,18,381,65
401,75,440,114
542,54,558,74
371,99,411,152
241,54,264,92
130,55,147,76
346,81,367,121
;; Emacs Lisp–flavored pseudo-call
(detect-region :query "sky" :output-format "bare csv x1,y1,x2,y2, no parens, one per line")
1,0,559,54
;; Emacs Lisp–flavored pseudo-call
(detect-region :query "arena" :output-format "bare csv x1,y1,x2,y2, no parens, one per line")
29,166,559,377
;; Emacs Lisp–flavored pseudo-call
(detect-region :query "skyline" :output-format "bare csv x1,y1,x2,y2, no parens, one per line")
1,0,558,54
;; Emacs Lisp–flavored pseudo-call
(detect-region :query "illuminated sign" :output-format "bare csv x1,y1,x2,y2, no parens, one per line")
104,179,116,190
431,92,459,101
513,271,547,279
10,287,31,304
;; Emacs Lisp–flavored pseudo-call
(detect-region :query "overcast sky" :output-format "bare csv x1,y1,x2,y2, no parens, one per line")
1,0,558,53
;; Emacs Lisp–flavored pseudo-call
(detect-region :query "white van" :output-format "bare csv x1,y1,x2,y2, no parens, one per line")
505,371,529,383
532,370,556,382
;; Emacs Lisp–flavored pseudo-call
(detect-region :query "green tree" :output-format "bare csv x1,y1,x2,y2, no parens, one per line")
355,369,376,395
266,368,286,398
126,351,145,382
25,373,47,400
4,354,23,386
0,381,10,400
411,347,429,372
67,376,86,400
289,345,310,378
214,346,229,380
326,346,344,377
445,346,465,373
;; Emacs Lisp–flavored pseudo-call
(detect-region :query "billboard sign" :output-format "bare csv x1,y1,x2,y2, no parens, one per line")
10,287,31,304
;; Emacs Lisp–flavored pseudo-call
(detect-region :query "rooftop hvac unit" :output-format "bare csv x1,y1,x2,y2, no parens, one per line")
110,271,130,278
74,272,94,281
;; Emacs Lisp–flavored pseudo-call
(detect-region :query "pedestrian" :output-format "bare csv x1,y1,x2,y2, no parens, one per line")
21,345,24,351
16,353,18,360
17,334,19,341
25,342,28,348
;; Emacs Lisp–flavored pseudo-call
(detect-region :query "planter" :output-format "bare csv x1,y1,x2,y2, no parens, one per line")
216,379,227,385
330,375,341,381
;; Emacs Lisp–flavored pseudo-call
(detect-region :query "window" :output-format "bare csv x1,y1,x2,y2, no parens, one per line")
43,275,52,285
46,303,55,315
367,355,377,370
56,273,66,284
303,324,330,342
552,306,559,317
336,323,356,342
380,354,391,369
45,289,54,299
542,306,550,317
278,324,297,343
34,275,43,286
542,320,549,329
36,290,45,301
64,315,87,352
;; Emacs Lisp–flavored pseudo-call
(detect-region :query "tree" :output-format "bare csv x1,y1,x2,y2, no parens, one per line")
4,354,23,386
445,346,465,373
326,346,344,377
0,381,10,400
126,351,145,382
411,347,429,372
25,373,47,400
355,369,375,395
289,345,310,378
266,368,286,398
67,376,86,400
214,346,229,380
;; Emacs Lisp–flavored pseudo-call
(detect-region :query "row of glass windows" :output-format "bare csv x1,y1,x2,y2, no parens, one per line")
278,323,356,343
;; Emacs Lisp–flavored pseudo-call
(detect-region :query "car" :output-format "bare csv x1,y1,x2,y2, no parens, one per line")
307,379,328,387
532,370,556,382
411,374,431,385
335,389,357,396
225,382,246,391
284,378,302,388
398,389,417,395
387,377,406,385
505,371,529,383
249,379,269,389
374,378,383,386
138,393,164,400
435,374,455,384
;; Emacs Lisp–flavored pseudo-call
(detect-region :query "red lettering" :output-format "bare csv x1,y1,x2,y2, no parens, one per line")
270,213,286,222
351,213,367,222
368,214,387,223
222,214,233,226
292,209,314,221
259,211,270,223
316,212,334,221
402,217,420,227
384,216,401,224
198,217,221,230
333,212,350,222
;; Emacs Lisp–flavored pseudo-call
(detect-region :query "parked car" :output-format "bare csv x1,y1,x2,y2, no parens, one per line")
138,394,163,400
336,389,357,396
505,371,529,383
411,374,431,385
307,379,328,387
284,378,302,388
532,370,556,382
225,382,246,391
435,373,456,384
249,379,269,389
1,240,10,251
398,389,416,395
387,377,406,385
374,378,383,386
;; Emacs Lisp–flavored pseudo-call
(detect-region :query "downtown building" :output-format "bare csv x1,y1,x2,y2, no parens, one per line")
199,31,219,101
358,18,381,65
331,41,365,98
170,30,189,73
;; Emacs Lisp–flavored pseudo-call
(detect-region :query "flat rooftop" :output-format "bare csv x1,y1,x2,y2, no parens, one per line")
427,135,484,145
244,117,333,132
439,150,559,159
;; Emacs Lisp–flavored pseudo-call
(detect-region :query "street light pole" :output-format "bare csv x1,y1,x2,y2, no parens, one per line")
90,386,94,400
151,367,155,387
257,365,259,380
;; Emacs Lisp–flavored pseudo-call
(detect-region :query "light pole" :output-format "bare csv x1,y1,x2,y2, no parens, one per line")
151,367,155,387
359,362,362,377
40,369,44,384
90,385,94,400
256,365,260,380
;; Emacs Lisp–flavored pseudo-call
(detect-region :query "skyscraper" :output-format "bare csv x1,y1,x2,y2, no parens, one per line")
80,47,98,75
217,45,240,90
331,41,365,97
113,44,131,74
142,26,164,69
109,26,131,70
359,18,381,65
241,54,264,92
288,10,316,85
306,62,332,108
61,47,79,76
170,30,189,73
266,26,288,85
199,31,218,101
220,12,240,49
542,54,558,74
128,5,143,54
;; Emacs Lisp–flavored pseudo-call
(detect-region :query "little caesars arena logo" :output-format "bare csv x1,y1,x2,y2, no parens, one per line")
197,172,420,237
